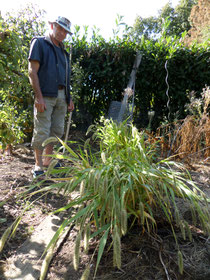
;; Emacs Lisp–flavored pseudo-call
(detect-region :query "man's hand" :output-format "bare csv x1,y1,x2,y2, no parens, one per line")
68,99,74,112
35,96,46,113
29,60,46,113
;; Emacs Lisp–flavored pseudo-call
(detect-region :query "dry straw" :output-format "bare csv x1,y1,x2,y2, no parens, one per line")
156,86,210,161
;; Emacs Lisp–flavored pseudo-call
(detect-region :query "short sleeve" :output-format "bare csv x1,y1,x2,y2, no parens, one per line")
28,38,42,62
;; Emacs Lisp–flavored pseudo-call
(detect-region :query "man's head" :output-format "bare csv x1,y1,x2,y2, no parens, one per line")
49,16,72,44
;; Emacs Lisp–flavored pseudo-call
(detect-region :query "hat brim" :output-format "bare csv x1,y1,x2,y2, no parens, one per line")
48,21,73,35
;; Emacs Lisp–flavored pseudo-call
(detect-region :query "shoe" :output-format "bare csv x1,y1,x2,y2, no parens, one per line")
54,162,62,169
32,170,45,178
43,162,62,169
32,166,45,179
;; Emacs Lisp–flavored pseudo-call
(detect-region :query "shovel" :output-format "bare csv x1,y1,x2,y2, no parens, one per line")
63,42,73,154
63,111,72,153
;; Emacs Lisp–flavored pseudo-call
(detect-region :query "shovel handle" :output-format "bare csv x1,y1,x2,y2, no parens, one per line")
63,111,72,153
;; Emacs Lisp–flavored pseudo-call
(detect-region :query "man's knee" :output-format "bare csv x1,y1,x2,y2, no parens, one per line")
50,126,64,139
31,128,50,149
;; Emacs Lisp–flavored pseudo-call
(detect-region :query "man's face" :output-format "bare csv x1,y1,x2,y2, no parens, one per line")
52,23,68,43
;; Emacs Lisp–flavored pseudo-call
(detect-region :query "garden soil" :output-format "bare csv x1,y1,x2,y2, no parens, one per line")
0,137,209,280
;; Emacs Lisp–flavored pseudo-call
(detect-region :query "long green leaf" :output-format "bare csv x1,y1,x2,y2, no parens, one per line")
94,226,110,277
57,138,79,158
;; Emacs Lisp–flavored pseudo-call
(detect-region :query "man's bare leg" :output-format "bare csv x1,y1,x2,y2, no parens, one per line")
43,143,54,167
32,149,45,177
34,149,43,168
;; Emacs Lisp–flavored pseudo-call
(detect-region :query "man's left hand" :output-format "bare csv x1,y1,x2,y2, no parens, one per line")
68,99,74,112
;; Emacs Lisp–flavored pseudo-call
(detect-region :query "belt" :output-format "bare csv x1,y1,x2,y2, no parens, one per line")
58,85,65,90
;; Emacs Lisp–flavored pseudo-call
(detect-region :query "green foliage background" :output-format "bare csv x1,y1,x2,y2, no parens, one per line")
0,4,47,148
70,33,209,130
0,2,209,147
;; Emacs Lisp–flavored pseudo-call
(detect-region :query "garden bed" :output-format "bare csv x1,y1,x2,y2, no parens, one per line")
0,140,209,280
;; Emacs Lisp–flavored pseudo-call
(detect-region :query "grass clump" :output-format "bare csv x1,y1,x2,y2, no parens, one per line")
50,118,209,276
1,118,209,278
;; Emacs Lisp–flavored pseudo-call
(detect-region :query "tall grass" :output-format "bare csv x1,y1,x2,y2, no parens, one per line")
51,118,209,276
1,118,209,278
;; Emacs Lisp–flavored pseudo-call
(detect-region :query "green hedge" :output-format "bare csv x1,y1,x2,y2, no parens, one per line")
70,36,209,130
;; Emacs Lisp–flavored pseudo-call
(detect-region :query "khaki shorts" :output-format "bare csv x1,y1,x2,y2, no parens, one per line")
32,89,67,149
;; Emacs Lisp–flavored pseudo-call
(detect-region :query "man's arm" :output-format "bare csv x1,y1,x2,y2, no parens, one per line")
28,60,46,112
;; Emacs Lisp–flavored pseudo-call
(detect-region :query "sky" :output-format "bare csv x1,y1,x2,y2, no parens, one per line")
1,0,180,39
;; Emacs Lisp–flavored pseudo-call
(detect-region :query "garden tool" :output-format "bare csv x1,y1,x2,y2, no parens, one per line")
63,42,73,154
108,52,142,123
63,111,72,153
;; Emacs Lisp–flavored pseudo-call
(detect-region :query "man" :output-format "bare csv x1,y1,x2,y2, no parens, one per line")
28,16,74,178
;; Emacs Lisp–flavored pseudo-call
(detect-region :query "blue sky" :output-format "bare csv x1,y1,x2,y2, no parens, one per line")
1,0,180,39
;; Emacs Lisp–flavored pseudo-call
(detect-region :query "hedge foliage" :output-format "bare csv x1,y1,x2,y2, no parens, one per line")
70,33,210,130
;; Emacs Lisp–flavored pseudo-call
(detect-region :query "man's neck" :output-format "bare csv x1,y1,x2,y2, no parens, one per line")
50,34,60,47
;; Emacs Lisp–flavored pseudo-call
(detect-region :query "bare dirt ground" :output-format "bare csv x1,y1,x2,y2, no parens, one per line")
0,141,209,280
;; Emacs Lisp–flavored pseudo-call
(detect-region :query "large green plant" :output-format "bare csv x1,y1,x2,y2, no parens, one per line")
48,119,210,277
0,17,29,149
0,4,46,149
0,102,27,150
1,118,209,278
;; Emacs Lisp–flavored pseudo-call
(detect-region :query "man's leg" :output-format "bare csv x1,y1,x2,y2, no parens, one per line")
48,89,67,162
50,89,67,139
32,148,44,177
34,148,43,167
34,89,67,169
32,97,55,174
43,143,54,167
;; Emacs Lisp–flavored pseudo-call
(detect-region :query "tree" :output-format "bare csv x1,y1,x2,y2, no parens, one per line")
132,16,159,40
130,0,197,41
4,2,47,49
184,0,210,45
172,0,198,36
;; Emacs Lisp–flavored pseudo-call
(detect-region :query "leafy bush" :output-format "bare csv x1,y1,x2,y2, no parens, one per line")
0,102,27,150
0,5,46,149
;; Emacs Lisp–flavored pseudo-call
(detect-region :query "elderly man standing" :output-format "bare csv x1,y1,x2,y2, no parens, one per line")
28,16,74,178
